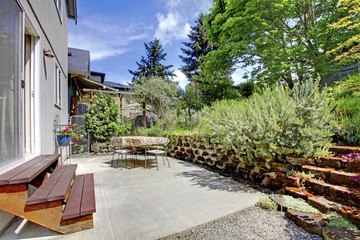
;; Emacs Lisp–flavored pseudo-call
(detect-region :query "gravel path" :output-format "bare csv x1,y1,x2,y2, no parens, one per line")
164,206,322,240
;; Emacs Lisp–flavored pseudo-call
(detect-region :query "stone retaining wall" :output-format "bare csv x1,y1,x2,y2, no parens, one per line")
169,135,310,189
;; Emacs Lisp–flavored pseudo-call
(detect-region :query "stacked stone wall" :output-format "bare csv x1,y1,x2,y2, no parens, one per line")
169,135,310,189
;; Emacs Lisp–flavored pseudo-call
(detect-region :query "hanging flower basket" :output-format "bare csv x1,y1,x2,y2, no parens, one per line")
56,125,79,146
57,135,71,146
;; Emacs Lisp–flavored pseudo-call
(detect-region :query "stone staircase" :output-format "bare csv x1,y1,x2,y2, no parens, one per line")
284,145,360,228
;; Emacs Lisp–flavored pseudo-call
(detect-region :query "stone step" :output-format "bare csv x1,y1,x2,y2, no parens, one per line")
309,196,360,229
345,161,360,172
302,165,334,180
305,178,360,209
329,170,360,189
315,156,344,169
329,145,360,155
322,226,360,240
285,210,328,236
302,165,359,189
308,196,348,213
284,187,314,200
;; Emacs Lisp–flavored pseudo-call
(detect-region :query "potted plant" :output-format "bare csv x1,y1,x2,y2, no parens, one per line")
57,125,79,146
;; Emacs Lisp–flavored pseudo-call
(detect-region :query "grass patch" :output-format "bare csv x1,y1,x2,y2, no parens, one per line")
257,195,277,211
282,195,321,214
325,212,359,231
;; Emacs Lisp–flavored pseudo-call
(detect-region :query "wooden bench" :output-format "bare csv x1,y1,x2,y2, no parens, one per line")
0,154,96,234
27,164,77,205
0,154,60,185
63,174,96,220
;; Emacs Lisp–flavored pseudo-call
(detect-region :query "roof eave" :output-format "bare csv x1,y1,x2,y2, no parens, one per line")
67,0,78,24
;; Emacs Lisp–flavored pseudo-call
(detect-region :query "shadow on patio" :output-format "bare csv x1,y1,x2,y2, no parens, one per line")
1,155,263,240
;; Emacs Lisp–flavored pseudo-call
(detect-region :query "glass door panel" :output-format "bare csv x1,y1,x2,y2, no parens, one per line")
0,0,23,167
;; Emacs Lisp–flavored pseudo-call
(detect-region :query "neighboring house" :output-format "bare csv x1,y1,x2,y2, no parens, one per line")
0,0,77,173
68,47,117,115
103,81,138,119
67,47,137,118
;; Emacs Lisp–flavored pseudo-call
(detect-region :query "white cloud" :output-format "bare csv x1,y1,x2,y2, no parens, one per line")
154,13,191,44
173,70,189,89
232,69,248,85
165,0,182,9
154,0,212,45
68,16,150,61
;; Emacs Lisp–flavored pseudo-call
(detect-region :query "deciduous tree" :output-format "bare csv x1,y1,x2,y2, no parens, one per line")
204,0,356,87
327,0,360,63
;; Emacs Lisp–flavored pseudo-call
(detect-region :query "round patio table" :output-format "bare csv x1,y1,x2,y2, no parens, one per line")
112,136,170,147
111,136,170,170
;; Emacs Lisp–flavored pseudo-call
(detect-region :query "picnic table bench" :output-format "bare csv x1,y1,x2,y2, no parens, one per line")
0,154,96,234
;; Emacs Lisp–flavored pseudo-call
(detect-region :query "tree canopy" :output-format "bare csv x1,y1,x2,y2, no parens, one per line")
132,77,178,119
327,0,360,63
203,0,358,87
129,38,175,82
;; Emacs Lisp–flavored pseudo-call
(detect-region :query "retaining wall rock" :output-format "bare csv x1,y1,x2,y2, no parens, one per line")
169,135,313,189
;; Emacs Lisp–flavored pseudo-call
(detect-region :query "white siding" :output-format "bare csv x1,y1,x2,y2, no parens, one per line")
18,0,69,156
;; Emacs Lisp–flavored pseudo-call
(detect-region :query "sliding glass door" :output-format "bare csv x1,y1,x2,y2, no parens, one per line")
0,0,23,168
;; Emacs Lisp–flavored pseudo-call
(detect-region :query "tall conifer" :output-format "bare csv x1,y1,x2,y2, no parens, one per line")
129,38,175,82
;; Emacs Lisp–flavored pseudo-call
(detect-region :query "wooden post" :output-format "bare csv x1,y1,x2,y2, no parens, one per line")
142,102,146,128
119,95,123,109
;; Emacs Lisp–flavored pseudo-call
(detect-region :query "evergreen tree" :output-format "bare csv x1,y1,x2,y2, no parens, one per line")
179,14,216,80
179,14,236,107
129,38,175,82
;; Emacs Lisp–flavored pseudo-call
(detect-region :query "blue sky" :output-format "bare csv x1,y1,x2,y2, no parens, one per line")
68,0,244,88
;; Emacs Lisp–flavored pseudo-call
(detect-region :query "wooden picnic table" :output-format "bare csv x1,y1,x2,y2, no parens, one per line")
0,154,60,185
0,154,96,234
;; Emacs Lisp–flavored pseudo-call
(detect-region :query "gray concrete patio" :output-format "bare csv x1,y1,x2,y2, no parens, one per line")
1,154,263,240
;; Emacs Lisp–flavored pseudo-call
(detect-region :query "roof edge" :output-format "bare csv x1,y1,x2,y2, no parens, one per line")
67,0,77,24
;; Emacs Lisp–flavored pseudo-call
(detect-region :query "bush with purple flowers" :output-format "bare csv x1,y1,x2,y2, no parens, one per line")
341,153,360,162
341,153,360,185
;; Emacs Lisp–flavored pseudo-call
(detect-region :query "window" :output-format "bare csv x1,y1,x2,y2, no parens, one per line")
55,0,62,21
55,64,61,107
0,0,24,167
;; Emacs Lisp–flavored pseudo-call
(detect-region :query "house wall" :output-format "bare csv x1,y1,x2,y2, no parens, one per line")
18,0,70,159
0,0,72,230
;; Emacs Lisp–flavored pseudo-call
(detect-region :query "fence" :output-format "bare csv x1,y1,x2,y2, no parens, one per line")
70,115,89,156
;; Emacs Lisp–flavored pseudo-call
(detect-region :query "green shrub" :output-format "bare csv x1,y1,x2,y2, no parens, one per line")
84,92,119,142
329,73,360,145
133,126,149,136
196,79,335,163
116,115,132,136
